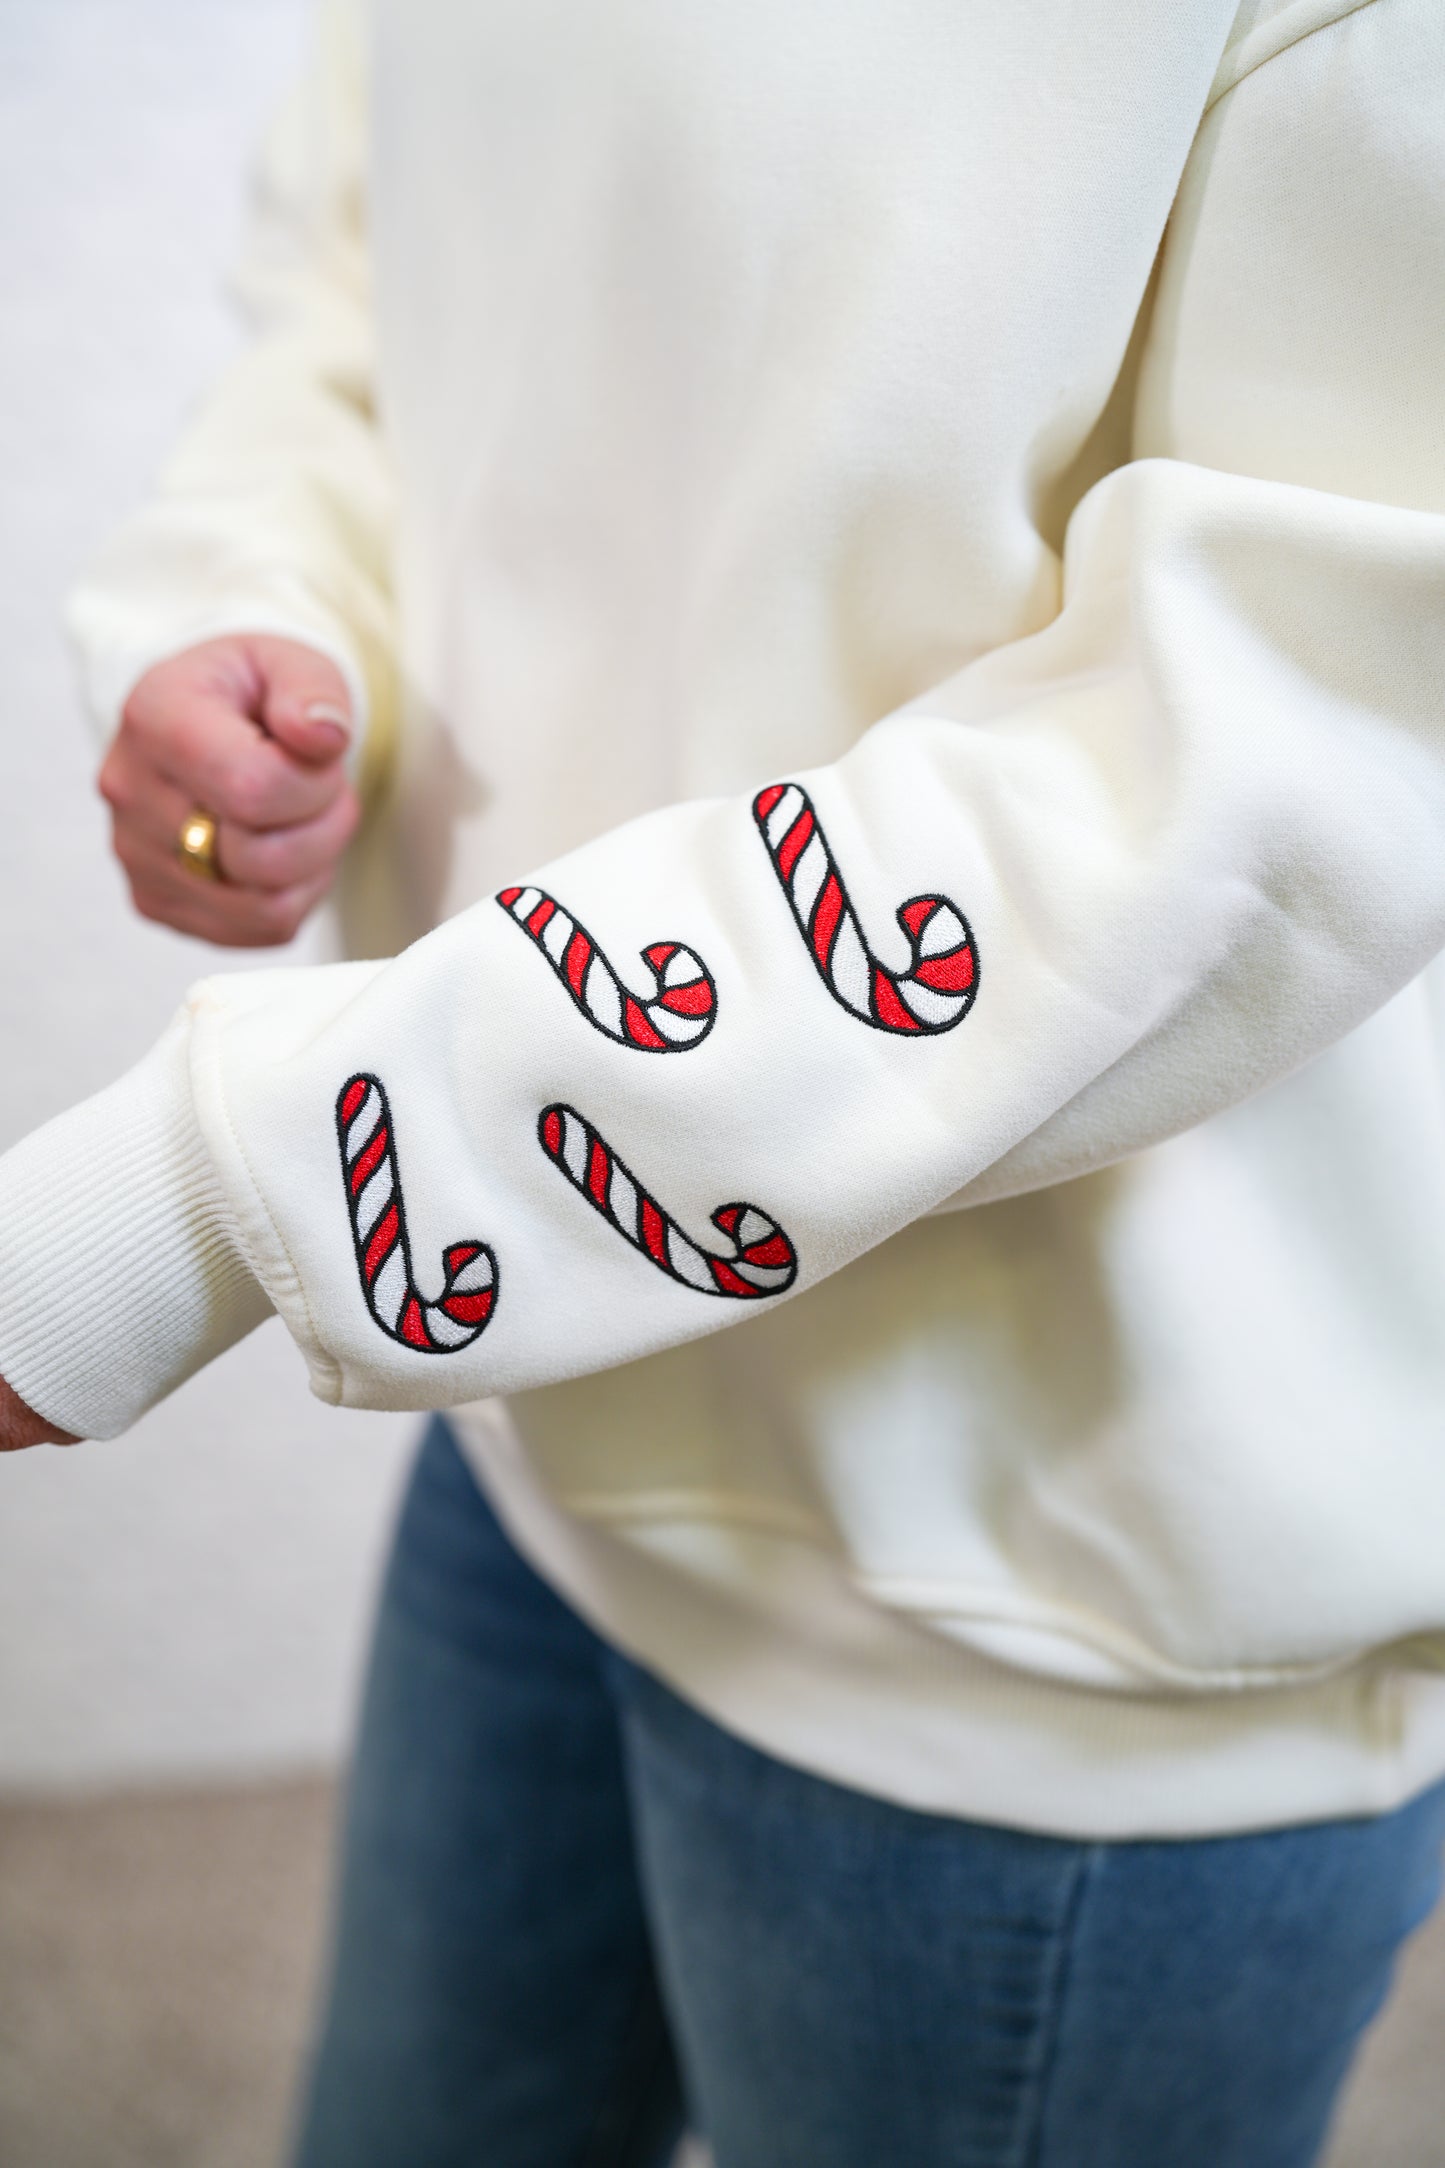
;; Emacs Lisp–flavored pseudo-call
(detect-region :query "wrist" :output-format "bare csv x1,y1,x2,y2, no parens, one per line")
0,1373,79,1451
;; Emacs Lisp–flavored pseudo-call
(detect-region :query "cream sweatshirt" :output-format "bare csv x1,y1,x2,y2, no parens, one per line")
5,0,1445,1836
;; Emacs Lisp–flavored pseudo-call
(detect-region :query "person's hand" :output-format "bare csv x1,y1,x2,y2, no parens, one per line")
0,1374,78,1451
99,633,362,947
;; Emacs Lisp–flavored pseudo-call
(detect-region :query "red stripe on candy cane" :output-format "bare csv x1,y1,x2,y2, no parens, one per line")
336,1073,499,1355
751,782,980,1038
538,1102,797,1303
496,887,717,1052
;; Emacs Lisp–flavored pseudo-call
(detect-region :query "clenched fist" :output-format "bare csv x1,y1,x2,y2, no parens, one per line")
99,632,362,947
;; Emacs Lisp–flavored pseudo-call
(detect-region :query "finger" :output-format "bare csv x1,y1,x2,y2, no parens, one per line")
215,784,361,890
101,741,214,860
119,833,337,947
132,862,336,949
247,635,355,766
125,631,354,768
127,685,348,830
108,754,359,892
199,870,335,948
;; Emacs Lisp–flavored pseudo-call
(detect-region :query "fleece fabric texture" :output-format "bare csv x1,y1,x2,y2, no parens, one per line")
5,0,1445,1834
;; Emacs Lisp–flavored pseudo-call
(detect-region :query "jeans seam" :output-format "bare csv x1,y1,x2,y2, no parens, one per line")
1017,1844,1103,2168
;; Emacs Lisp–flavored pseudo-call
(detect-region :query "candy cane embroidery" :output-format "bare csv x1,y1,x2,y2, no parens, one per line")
752,783,979,1034
336,1073,498,1352
539,1103,797,1299
496,886,716,1051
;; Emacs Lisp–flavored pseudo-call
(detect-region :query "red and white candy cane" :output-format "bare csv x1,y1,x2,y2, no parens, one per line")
336,1074,498,1352
496,886,716,1051
539,1103,797,1299
752,782,979,1034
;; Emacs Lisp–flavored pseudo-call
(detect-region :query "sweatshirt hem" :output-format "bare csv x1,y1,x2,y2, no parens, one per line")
452,1404,1445,1842
544,1484,1396,1696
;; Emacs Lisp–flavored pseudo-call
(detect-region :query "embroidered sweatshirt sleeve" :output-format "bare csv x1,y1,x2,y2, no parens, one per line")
64,0,396,787
9,4,1445,1437
5,446,1445,1435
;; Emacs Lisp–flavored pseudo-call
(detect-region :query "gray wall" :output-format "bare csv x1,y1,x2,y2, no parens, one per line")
0,0,414,1788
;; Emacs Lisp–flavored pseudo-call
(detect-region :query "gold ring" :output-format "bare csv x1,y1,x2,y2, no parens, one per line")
176,807,220,880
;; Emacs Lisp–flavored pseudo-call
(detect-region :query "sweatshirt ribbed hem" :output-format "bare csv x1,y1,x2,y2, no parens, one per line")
0,1015,272,1439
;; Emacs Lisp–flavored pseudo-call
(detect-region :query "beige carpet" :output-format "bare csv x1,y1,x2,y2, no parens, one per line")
0,1783,333,2168
0,1779,1441,2168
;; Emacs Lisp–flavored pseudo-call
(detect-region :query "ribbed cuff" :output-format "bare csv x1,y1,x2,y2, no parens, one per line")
0,1014,272,1439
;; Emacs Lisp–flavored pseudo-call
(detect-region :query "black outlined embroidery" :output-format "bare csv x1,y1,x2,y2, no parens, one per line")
752,782,979,1033
538,1102,797,1299
496,886,717,1050
336,1073,498,1351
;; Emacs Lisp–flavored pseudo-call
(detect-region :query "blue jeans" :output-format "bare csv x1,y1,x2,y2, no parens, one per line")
292,1419,1445,2168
